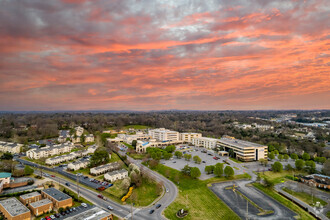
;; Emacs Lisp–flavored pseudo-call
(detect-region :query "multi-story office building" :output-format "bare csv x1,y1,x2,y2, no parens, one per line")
191,137,218,149
148,128,179,141
19,192,42,205
217,137,267,161
180,133,202,142
41,188,72,210
0,198,31,220
28,199,53,216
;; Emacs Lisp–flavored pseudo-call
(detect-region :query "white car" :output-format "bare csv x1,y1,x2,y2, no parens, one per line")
166,188,169,193
81,203,87,208
107,205,113,210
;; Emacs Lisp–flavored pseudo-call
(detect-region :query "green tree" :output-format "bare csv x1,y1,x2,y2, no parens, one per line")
285,164,293,171
181,165,191,175
274,150,279,155
228,149,234,158
302,152,310,161
284,154,289,161
80,134,85,143
24,166,34,175
132,140,137,149
193,155,201,164
272,161,283,172
1,152,13,160
175,151,183,159
214,163,224,177
323,160,330,175
89,147,110,167
184,154,192,161
190,167,201,179
224,166,234,178
268,144,275,152
165,145,176,153
315,157,326,164
290,153,298,160
278,154,284,161
264,177,274,189
295,159,305,170
205,165,214,174
163,152,172,160
268,152,275,160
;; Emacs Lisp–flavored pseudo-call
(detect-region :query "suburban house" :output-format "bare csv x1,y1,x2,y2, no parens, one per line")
0,141,23,154
90,162,121,176
0,198,31,220
41,188,72,209
104,169,128,182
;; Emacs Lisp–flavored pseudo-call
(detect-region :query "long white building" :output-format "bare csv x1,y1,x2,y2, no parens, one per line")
192,137,218,149
26,142,74,159
148,128,179,141
180,133,202,142
0,141,23,154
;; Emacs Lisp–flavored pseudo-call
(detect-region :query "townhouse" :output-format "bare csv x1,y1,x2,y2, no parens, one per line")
90,162,121,176
104,169,128,182
68,158,89,171
45,152,77,165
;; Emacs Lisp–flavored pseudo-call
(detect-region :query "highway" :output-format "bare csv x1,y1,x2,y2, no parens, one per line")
17,157,178,220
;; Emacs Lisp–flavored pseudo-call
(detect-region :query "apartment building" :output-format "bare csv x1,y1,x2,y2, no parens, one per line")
64,206,113,220
75,126,84,137
104,169,128,182
41,188,72,209
19,191,42,205
148,128,179,141
180,133,202,142
90,162,121,176
45,152,77,165
0,141,23,154
217,137,267,161
26,142,74,159
58,130,71,143
192,137,218,149
0,198,31,220
85,134,95,142
29,199,53,216
68,158,89,171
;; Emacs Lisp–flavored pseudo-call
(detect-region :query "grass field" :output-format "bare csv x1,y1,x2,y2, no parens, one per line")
282,187,327,207
123,125,151,129
260,170,306,184
127,152,147,160
147,162,248,220
229,158,242,163
123,142,134,149
253,183,314,220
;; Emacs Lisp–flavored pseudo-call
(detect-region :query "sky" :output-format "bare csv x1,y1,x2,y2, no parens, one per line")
0,0,329,111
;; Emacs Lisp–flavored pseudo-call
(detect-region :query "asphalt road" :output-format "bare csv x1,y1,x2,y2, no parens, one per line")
17,157,178,220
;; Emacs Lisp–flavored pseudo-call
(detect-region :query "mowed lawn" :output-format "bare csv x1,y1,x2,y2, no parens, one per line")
148,163,243,220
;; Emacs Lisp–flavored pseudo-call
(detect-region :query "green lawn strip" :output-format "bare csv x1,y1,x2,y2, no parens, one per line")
282,187,327,207
229,158,242,163
126,152,146,160
253,183,314,220
233,167,239,170
260,171,307,185
109,152,123,163
146,162,241,220
123,142,134,149
130,180,159,206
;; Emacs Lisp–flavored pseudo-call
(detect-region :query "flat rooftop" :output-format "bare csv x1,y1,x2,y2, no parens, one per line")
0,198,30,217
64,206,111,220
29,199,52,208
218,138,265,149
194,137,218,141
20,191,41,200
106,169,128,176
42,188,71,201
92,162,119,171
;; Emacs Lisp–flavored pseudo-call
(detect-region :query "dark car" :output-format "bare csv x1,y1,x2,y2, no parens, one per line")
84,176,88,179
65,183,70,186
55,213,60,218
149,209,155,214
202,161,206,163
156,204,161,209
61,212,66,216
65,210,70,214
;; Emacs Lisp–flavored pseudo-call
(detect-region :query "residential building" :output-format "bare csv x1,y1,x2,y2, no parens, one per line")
0,141,23,154
28,199,53,216
148,128,179,141
90,162,121,176
41,188,72,209
104,169,128,182
180,133,202,143
68,158,89,171
75,126,84,137
192,137,218,149
85,134,95,142
0,198,31,220
64,206,113,220
19,192,42,205
45,152,77,165
26,142,74,159
217,137,267,161
300,174,330,190
58,130,71,143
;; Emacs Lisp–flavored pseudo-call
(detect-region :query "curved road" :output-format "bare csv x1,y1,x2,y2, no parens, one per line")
17,157,178,220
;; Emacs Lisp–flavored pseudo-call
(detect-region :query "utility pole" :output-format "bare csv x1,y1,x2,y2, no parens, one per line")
246,199,248,220
76,174,80,200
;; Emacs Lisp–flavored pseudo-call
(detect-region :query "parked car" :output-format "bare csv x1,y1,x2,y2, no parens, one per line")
149,209,154,214
51,175,55,177
97,194,104,199
50,215,56,219
107,205,113,210
65,183,70,186
55,213,60,218
156,204,161,209
84,176,88,179
81,203,87,208
98,186,105,191
202,161,206,163
60,212,66,216
173,161,176,163
65,210,70,214
108,183,113,187
72,207,76,212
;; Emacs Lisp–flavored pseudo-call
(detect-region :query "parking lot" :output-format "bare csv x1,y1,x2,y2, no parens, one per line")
162,145,244,180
